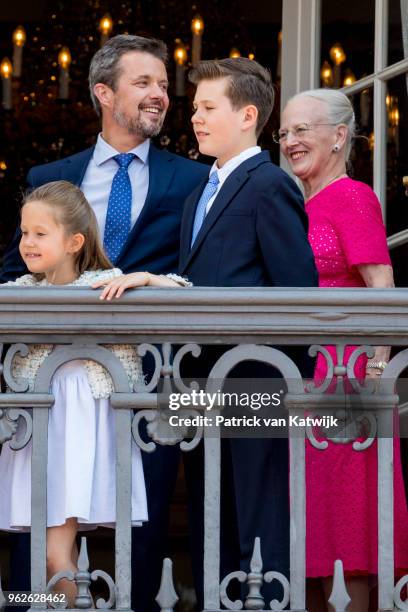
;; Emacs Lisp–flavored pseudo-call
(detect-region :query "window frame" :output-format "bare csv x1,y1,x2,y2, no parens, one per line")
281,0,408,224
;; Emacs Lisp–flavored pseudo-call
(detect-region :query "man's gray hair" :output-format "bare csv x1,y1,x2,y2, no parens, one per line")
290,88,356,161
89,34,168,115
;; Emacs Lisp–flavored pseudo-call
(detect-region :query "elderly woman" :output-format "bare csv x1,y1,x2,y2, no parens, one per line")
279,89,408,611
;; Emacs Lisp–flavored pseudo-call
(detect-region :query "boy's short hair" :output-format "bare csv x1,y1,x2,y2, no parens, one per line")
189,57,274,137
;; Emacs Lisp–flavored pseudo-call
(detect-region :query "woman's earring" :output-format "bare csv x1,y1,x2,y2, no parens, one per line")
333,144,340,152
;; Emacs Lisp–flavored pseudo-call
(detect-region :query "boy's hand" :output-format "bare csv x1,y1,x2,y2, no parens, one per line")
93,272,151,300
92,272,181,300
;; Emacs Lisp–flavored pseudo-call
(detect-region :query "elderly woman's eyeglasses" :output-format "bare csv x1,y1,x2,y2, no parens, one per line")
272,122,337,144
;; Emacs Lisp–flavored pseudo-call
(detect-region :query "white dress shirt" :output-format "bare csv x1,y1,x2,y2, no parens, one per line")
204,145,261,214
81,134,150,240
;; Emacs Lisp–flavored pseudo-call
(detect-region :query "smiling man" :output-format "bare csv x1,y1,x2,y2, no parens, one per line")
0,34,208,279
0,35,208,612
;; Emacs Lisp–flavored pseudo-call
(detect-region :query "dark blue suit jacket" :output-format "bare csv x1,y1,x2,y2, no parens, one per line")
0,144,208,282
179,150,317,287
180,151,317,601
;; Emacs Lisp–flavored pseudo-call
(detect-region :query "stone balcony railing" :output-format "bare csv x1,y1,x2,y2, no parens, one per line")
0,286,407,612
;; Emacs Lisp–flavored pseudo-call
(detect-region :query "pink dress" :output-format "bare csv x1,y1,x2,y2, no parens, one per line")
306,177,408,577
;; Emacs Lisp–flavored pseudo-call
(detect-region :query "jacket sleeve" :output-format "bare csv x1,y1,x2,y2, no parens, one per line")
255,172,318,287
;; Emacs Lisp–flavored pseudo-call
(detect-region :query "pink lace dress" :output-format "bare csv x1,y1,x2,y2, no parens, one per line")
306,177,408,577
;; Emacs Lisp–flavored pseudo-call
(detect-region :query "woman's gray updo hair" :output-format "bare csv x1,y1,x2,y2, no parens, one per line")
290,88,356,161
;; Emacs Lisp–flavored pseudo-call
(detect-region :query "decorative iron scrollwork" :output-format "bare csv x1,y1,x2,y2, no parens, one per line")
219,538,290,611
305,345,378,450
0,408,32,449
132,343,203,452
47,537,116,609
3,343,30,392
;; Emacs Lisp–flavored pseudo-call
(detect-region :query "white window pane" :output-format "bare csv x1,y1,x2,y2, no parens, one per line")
385,73,408,284
388,0,408,66
348,88,374,188
321,0,375,87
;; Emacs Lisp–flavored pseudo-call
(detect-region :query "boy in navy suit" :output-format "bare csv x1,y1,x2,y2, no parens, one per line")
182,57,318,608
98,57,317,608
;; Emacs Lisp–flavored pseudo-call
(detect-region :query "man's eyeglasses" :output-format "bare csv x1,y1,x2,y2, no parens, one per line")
272,122,337,144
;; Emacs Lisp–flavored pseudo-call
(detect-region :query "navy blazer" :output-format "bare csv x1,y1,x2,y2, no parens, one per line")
0,145,208,282
179,150,317,288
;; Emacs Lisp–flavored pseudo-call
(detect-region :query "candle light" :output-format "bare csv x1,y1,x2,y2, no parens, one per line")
58,47,71,100
276,30,282,80
368,132,375,151
368,131,374,151
403,176,408,197
248,53,255,61
174,41,187,97
329,43,346,88
1,58,12,110
320,61,333,87
99,15,113,47
229,48,241,58
191,15,204,67
388,95,399,153
390,106,399,126
360,88,370,128
12,26,26,78
342,68,356,87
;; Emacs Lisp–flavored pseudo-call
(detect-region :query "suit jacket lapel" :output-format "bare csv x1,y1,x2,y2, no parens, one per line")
179,181,207,272
59,147,94,185
181,150,270,273
120,145,176,256
182,171,249,272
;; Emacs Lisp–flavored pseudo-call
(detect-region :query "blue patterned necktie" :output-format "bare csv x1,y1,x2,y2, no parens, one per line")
191,171,219,248
103,152,136,262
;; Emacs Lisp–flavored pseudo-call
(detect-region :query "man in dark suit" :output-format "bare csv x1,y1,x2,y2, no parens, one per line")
0,34,208,612
1,35,207,281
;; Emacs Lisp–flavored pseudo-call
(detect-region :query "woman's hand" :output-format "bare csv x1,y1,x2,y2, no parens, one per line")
358,264,394,381
357,263,394,289
92,272,180,300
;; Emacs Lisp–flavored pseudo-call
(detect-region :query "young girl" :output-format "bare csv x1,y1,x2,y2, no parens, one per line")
0,181,182,604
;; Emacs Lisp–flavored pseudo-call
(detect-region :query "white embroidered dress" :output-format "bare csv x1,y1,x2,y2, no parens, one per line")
0,268,148,530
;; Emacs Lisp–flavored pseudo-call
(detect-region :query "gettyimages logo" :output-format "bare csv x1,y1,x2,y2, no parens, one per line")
154,376,404,439
168,389,283,411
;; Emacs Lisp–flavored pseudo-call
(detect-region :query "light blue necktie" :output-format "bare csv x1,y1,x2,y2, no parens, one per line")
191,171,219,248
103,152,136,262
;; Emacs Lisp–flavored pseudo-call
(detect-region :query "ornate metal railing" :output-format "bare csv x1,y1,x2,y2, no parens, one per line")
0,286,407,612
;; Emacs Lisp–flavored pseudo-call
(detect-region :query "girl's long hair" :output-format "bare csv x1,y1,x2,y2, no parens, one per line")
23,180,112,280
